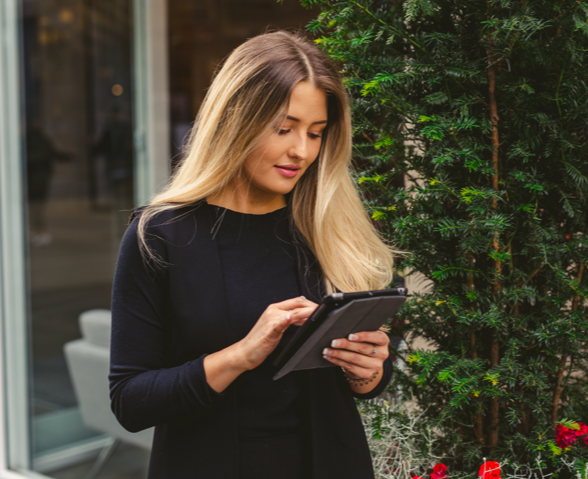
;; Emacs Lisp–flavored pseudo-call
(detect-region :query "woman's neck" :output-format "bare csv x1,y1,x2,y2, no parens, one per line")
207,186,286,215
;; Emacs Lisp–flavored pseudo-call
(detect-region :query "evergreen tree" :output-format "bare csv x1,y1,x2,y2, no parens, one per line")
296,0,588,473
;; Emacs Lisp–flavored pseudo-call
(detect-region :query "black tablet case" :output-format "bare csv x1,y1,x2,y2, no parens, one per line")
273,294,406,380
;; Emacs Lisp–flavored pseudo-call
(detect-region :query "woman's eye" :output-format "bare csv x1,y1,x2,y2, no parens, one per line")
278,129,290,135
309,132,322,139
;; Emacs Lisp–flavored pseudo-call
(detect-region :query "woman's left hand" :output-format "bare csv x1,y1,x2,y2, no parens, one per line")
322,330,389,380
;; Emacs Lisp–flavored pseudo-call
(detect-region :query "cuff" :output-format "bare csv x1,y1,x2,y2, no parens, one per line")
186,354,225,407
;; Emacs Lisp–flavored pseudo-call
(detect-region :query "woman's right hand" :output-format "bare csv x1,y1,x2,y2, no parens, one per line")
203,296,318,393
237,296,318,371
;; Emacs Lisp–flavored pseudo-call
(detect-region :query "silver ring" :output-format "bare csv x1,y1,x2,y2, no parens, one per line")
371,348,377,356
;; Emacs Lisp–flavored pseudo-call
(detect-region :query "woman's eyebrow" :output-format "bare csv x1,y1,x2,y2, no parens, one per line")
286,115,328,125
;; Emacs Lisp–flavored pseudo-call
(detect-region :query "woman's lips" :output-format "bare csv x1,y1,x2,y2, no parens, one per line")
274,166,299,178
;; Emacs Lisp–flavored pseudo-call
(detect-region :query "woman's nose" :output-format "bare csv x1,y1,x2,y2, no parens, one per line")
289,132,308,160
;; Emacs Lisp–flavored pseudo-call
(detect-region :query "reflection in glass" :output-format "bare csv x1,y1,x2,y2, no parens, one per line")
21,0,140,474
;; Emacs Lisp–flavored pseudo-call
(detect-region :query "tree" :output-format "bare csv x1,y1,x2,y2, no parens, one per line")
297,0,588,473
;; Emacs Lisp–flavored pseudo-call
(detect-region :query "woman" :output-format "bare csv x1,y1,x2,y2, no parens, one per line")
110,31,395,479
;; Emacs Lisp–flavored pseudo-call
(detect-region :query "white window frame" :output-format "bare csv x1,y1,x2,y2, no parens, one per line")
0,0,32,476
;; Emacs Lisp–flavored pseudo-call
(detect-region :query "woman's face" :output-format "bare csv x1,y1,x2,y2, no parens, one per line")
240,82,328,202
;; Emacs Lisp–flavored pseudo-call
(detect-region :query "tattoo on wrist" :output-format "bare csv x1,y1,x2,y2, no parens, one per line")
341,368,379,387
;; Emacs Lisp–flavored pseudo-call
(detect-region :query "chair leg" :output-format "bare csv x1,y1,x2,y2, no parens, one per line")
84,437,120,479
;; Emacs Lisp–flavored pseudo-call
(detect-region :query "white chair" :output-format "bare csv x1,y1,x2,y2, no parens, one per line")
64,309,153,479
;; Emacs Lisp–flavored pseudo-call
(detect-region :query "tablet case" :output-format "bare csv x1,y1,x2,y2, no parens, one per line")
273,295,406,380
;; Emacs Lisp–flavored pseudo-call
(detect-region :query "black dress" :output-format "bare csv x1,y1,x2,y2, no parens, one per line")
109,201,393,479
209,203,309,478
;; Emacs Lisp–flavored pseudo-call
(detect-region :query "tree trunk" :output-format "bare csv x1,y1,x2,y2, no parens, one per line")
487,42,501,451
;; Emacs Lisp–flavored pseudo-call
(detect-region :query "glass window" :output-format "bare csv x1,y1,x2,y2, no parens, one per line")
15,0,318,477
20,0,145,475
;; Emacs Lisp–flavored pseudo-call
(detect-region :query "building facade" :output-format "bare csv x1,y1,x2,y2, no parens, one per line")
0,0,317,477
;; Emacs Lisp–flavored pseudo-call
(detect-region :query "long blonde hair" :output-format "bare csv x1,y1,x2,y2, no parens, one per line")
138,30,394,293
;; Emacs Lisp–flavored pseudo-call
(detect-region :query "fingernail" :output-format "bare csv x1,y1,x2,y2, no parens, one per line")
322,348,330,356
331,339,340,348
348,334,359,341
300,295,306,299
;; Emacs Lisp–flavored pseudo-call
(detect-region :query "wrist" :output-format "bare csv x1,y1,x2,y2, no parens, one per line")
203,343,249,394
227,340,253,373
341,368,380,387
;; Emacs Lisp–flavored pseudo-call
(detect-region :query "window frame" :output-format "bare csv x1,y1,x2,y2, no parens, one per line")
0,0,32,475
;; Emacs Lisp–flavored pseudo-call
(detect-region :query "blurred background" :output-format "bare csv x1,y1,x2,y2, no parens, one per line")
14,0,318,477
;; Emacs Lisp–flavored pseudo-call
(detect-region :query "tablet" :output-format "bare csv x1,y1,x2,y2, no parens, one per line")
273,288,407,380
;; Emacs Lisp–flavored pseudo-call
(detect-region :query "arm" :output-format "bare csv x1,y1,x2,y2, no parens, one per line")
109,217,225,432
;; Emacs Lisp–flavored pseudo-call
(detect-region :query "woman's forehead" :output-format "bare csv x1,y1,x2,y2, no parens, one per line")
284,83,328,124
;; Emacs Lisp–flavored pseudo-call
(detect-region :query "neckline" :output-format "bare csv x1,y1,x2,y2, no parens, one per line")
205,201,287,216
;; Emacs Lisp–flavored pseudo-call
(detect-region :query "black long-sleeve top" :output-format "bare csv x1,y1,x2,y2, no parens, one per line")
210,203,306,438
109,201,393,478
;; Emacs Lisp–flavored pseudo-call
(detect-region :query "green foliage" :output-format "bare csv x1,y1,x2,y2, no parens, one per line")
299,0,588,474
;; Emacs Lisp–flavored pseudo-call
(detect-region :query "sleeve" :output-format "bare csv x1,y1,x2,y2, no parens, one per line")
350,356,393,400
109,216,224,433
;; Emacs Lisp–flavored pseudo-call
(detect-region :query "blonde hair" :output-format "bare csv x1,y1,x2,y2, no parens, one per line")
138,30,394,293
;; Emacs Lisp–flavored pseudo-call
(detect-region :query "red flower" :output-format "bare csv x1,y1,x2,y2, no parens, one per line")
479,461,501,479
413,476,424,479
568,422,588,448
565,234,571,240
555,423,588,449
431,464,448,479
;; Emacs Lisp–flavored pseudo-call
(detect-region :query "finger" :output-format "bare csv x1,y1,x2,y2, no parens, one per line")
289,309,312,326
289,305,318,319
291,317,308,326
268,304,317,327
266,311,294,339
329,338,388,359
275,296,318,311
322,347,381,369
322,355,372,379
347,330,390,346
268,306,313,327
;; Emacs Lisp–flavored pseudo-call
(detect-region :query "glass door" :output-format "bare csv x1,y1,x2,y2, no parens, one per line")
19,0,145,475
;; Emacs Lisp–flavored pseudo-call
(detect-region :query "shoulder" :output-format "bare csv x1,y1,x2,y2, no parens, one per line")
130,201,208,242
130,201,207,227
122,201,209,262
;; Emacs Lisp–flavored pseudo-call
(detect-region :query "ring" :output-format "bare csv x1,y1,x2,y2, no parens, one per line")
371,348,377,356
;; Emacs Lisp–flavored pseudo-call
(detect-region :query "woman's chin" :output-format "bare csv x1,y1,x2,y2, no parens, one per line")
254,180,299,198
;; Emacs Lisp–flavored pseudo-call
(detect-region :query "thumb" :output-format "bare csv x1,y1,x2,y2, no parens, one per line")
269,311,292,340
